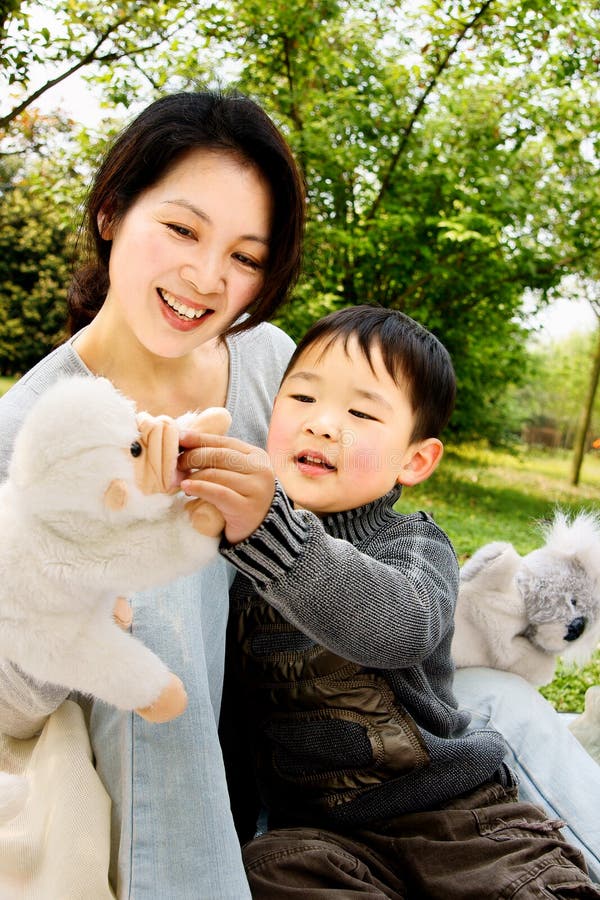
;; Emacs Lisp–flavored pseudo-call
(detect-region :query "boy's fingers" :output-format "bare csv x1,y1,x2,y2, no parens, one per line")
179,446,270,474
183,467,272,499
178,432,251,452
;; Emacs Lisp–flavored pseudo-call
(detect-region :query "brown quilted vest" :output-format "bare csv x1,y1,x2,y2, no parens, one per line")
230,589,431,821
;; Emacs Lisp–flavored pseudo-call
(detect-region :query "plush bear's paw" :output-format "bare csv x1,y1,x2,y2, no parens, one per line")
186,498,225,537
136,673,188,723
113,596,133,630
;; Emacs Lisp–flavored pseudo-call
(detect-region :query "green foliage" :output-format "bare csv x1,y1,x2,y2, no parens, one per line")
1,0,599,442
228,0,600,440
512,329,600,447
540,652,600,714
0,160,80,374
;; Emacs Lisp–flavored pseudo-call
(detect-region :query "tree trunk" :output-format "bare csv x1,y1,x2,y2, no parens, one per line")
570,324,600,485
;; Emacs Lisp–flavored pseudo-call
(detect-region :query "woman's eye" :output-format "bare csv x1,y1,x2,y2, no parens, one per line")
350,409,376,420
233,252,262,271
166,223,194,238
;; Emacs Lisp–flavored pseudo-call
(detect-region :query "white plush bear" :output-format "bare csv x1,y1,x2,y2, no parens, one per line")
452,510,600,687
0,375,230,820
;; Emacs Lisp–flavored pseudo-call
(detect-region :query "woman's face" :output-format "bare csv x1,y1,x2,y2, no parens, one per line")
101,149,273,357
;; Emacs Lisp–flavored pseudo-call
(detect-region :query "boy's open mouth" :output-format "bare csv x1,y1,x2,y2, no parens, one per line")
296,453,336,471
158,288,213,321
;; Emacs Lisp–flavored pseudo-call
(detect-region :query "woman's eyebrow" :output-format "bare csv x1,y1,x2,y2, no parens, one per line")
160,199,270,245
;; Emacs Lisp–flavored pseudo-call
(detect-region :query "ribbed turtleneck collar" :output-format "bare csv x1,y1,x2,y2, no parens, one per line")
319,484,404,544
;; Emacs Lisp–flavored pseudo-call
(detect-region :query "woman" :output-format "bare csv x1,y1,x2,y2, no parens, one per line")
0,90,304,898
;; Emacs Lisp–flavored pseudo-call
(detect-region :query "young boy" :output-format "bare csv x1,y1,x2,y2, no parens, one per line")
181,306,598,898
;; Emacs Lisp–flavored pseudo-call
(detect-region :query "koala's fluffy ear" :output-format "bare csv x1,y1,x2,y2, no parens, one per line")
460,542,518,586
178,407,232,436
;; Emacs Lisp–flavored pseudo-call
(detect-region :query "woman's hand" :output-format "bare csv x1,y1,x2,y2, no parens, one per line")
177,433,275,544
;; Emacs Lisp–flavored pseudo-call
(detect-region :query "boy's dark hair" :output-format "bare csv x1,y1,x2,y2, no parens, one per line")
284,305,456,441
68,90,305,335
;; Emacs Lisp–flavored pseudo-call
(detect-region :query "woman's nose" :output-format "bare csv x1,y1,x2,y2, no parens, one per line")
180,257,225,295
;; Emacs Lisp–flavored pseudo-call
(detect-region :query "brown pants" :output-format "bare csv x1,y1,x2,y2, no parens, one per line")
243,781,600,899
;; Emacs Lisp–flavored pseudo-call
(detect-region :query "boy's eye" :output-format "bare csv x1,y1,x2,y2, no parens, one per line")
291,394,315,403
350,409,377,421
166,223,195,238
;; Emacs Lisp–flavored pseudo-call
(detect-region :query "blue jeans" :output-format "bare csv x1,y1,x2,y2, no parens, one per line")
91,558,251,899
454,666,600,883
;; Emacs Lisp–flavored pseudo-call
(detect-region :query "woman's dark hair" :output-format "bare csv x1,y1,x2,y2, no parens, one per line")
68,90,305,335
282,305,456,441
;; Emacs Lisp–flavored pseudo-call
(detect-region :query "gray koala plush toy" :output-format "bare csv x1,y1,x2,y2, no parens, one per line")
452,510,600,688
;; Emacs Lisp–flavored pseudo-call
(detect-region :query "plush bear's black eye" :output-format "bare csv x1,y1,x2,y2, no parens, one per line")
130,441,143,457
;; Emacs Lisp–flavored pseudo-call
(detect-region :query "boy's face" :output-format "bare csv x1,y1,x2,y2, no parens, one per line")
267,337,442,515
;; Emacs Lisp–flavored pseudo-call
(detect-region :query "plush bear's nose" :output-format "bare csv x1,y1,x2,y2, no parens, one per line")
564,616,586,642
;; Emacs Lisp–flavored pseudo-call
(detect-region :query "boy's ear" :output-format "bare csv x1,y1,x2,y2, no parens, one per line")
396,438,443,487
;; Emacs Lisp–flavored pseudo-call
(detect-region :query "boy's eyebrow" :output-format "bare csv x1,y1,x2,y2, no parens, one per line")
286,371,320,383
160,199,270,245
286,371,394,410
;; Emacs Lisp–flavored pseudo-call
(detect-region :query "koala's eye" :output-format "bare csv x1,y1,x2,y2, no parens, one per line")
130,440,143,458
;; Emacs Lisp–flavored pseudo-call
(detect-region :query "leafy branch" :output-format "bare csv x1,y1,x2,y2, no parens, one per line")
367,0,495,219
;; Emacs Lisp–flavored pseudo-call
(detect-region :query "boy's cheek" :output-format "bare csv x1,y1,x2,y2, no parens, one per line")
266,424,290,478
343,444,383,476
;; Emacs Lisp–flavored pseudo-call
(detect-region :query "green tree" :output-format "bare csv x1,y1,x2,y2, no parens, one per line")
1,0,598,442
570,281,600,484
0,0,215,132
513,326,600,451
0,156,80,374
219,0,599,439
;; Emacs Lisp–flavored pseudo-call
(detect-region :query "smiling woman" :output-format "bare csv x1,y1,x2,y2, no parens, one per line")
0,89,305,899
76,150,272,374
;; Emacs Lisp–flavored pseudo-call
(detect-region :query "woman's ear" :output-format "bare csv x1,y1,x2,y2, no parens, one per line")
396,438,444,487
97,209,114,240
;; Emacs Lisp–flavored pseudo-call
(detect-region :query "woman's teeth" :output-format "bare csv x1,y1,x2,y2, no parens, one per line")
160,289,209,320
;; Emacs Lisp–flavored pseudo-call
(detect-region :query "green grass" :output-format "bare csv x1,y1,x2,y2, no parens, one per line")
0,376,16,397
397,442,600,712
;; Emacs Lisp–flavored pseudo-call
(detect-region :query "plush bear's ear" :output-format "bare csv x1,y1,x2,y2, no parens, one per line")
104,479,129,510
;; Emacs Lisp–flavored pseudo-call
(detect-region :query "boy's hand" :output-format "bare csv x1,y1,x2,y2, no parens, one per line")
177,433,275,544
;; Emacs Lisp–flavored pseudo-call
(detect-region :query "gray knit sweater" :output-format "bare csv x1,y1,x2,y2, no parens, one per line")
222,483,508,829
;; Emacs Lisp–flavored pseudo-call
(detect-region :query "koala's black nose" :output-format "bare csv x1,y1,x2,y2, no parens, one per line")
564,616,586,642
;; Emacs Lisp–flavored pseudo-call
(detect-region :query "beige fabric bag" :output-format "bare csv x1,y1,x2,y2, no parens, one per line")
0,700,114,900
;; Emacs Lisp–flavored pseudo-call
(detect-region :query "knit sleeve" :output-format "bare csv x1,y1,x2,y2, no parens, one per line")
221,485,459,669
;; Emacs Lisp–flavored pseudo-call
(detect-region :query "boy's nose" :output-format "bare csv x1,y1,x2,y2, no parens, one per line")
304,419,339,440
